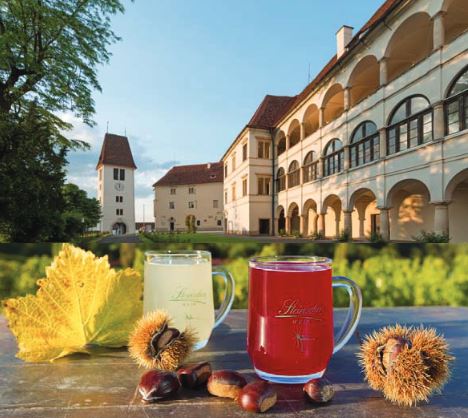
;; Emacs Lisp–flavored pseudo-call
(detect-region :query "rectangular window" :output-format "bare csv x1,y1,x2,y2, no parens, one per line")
224,164,228,178
116,209,123,216
217,220,222,226
224,190,228,204
189,187,195,194
99,170,102,181
257,140,271,159
113,168,119,180
188,201,195,208
231,184,236,201
115,196,123,203
119,169,125,181
170,188,176,195
169,202,175,209
232,154,236,171
257,177,271,195
242,178,248,196
213,200,219,208
422,113,432,143
242,143,247,161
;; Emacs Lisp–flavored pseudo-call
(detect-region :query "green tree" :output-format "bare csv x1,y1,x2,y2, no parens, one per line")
0,106,67,241
0,0,128,132
62,183,101,237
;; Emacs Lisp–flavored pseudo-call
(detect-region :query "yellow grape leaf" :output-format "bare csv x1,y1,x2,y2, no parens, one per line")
3,244,142,362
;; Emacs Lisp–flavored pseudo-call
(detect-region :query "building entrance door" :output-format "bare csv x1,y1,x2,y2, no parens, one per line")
259,219,270,235
112,223,127,235
170,221,175,232
371,214,380,235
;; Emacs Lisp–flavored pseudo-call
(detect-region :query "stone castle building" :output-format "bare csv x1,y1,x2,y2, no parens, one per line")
96,133,137,235
153,163,224,232
222,0,468,242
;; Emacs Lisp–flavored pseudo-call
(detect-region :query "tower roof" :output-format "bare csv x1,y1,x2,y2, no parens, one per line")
153,162,223,187
96,133,137,170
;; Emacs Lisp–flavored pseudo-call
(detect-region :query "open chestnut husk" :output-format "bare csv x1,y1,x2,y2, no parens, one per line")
138,370,180,402
238,380,277,413
303,378,335,403
207,370,247,399
177,362,212,389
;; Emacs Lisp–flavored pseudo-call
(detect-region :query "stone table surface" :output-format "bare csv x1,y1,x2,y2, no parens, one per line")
0,308,467,418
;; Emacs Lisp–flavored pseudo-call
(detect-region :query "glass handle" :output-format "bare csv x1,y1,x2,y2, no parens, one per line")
212,269,235,328
332,276,362,354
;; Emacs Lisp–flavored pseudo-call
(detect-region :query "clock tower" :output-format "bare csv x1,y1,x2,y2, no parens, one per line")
96,133,137,235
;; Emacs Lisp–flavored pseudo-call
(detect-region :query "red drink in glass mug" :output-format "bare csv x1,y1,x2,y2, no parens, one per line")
247,256,362,384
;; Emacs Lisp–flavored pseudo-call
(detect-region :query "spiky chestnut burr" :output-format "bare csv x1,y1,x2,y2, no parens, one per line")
358,324,454,407
128,310,196,371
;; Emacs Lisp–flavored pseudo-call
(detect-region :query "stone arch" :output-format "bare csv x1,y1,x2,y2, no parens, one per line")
287,202,300,235
385,12,434,83
302,199,319,237
321,83,344,125
347,55,380,107
288,119,301,149
386,179,434,241
322,194,343,239
277,131,287,156
348,188,379,239
445,168,468,243
277,205,286,234
302,104,319,138
443,0,468,44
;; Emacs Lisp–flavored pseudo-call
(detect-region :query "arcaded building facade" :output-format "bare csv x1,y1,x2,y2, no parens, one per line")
223,0,468,242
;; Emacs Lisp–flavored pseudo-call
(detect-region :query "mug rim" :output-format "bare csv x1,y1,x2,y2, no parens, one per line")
145,250,211,260
249,255,332,270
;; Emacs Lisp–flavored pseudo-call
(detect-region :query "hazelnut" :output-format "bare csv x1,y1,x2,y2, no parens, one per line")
177,362,212,389
207,370,247,399
238,380,277,413
303,378,334,403
138,370,180,402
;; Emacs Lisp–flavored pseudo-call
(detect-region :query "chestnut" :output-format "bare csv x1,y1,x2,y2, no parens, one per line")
138,370,180,402
381,336,412,373
207,370,247,399
238,380,277,413
303,378,334,404
177,361,212,389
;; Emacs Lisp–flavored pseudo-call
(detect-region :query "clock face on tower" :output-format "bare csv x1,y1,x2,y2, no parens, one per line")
114,182,125,191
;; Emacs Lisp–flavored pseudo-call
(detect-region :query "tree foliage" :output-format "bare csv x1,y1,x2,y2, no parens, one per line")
0,0,127,138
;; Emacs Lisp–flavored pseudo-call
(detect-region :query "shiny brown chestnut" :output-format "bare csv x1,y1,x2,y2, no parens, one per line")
138,370,180,402
207,370,247,399
238,380,277,413
303,378,334,404
177,362,212,389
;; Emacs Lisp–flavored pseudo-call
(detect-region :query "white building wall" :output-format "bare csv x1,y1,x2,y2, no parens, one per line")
98,165,136,234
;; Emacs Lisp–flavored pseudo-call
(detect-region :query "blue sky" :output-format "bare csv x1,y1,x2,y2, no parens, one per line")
67,0,382,221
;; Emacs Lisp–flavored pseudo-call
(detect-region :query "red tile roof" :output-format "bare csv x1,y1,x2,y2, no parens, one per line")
247,95,297,129
153,162,223,187
96,133,137,170
261,0,403,127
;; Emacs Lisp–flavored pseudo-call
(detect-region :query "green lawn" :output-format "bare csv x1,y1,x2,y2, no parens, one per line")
141,232,252,244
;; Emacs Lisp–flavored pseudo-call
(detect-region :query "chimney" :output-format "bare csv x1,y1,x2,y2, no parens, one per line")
336,25,353,58
207,163,211,169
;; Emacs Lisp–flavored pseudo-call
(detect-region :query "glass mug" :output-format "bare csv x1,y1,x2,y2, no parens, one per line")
144,251,235,350
247,256,362,384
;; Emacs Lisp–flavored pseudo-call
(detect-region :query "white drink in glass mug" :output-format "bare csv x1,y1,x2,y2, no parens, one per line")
144,251,235,350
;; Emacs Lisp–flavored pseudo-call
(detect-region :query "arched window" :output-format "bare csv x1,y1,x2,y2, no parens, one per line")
445,66,468,134
387,96,432,155
288,120,301,149
276,167,286,192
277,135,286,156
288,160,300,188
349,121,379,168
323,139,344,177
303,151,318,183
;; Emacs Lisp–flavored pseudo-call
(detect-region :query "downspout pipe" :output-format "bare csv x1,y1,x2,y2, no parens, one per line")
270,127,276,236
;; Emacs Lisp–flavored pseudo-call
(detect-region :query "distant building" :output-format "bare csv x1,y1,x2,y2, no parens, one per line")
222,0,468,242
96,133,137,235
153,163,224,232
136,222,155,233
